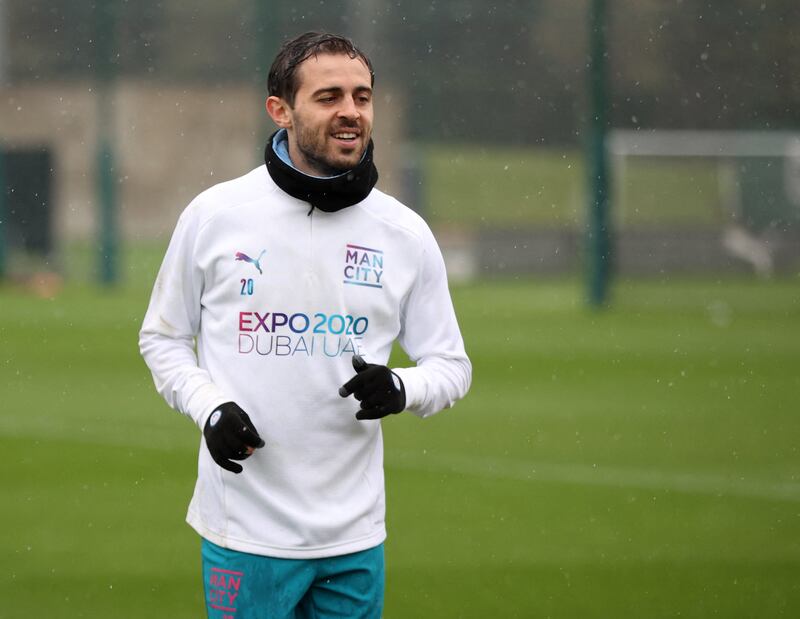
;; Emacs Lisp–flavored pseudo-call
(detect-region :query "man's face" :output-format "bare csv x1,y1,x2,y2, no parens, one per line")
282,53,374,176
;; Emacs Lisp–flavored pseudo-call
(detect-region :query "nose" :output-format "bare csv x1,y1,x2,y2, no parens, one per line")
337,96,360,121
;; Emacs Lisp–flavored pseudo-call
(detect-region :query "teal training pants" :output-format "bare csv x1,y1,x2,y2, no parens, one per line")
201,538,384,619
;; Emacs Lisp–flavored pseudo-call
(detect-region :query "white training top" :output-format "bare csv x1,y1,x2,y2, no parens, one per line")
139,165,471,559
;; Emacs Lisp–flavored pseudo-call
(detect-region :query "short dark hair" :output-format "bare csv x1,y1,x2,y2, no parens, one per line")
268,32,375,107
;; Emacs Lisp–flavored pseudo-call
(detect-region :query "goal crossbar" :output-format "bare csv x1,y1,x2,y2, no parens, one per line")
608,129,800,158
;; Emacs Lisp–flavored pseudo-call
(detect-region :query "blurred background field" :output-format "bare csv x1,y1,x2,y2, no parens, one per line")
2,0,800,617
2,261,799,617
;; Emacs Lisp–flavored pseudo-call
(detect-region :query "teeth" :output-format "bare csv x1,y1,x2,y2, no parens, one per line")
334,133,357,139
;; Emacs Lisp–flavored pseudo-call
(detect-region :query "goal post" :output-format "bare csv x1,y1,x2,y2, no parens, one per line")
607,129,800,277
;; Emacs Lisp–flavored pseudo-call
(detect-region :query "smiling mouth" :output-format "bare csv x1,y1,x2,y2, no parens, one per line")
332,132,359,145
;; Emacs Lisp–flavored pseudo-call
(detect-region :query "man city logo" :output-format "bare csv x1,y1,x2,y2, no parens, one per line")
235,250,266,275
343,244,383,288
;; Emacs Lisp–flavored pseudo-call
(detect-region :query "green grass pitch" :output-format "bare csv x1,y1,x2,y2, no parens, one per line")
2,259,799,617
424,144,720,228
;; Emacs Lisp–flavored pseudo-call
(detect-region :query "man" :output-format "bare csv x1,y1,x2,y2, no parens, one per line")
139,31,471,618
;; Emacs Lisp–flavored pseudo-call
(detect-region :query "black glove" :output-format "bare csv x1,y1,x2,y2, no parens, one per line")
338,355,406,420
203,402,265,473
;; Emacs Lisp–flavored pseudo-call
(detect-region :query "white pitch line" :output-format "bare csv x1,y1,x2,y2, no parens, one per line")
0,418,194,452
4,419,799,503
386,451,800,504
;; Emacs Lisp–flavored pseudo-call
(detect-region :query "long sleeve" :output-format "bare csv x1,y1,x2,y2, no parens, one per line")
139,204,229,429
391,225,471,418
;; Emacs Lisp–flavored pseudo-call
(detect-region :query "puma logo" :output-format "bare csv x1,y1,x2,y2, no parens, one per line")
235,250,266,275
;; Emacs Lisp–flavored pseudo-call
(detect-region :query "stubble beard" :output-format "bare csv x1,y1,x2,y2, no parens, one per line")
295,123,368,177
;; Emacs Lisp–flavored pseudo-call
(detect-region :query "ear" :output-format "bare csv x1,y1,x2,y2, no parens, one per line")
266,96,292,129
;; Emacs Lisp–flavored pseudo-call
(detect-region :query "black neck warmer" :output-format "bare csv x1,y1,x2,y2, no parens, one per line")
264,131,379,213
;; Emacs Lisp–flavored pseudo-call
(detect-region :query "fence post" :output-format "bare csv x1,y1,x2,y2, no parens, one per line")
586,0,612,307
0,148,6,279
95,0,119,286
